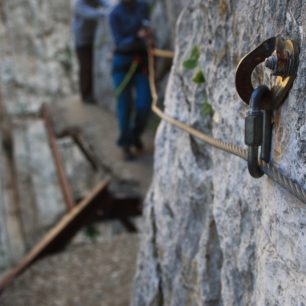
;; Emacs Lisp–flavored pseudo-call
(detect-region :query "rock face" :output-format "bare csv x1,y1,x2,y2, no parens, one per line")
0,0,74,274
94,16,116,112
164,0,185,46
133,1,306,305
0,0,76,115
0,0,172,275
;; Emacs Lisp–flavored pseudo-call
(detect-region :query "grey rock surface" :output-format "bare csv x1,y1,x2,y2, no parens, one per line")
13,119,66,247
164,0,186,46
58,137,99,201
0,0,77,273
94,8,117,112
133,1,306,305
0,134,12,275
0,0,77,115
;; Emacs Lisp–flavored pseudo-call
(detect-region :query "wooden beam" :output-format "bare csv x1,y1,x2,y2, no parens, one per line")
42,104,74,212
0,179,109,294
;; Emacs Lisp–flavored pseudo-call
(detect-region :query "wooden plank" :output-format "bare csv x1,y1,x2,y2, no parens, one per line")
0,179,109,294
42,104,75,212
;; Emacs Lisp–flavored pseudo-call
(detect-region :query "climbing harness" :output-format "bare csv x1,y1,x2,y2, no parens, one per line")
148,37,306,204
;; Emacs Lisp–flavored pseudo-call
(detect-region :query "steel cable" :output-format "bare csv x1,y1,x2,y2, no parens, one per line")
148,48,306,204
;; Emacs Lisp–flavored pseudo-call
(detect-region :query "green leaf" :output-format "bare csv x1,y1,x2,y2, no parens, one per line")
183,58,198,70
183,45,200,70
202,100,214,118
84,225,100,242
192,69,206,84
190,46,200,61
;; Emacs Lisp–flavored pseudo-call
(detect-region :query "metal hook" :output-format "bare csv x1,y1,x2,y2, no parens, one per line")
236,36,299,178
235,36,299,109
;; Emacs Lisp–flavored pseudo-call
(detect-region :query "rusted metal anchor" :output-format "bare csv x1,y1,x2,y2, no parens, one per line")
235,36,299,178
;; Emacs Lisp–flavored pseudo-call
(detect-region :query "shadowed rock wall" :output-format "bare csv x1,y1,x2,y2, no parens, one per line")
133,1,306,305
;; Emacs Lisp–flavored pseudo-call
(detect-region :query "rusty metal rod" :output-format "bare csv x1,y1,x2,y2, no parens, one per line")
42,104,74,212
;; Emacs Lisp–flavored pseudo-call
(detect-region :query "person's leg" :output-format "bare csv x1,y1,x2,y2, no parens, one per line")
132,70,151,149
112,54,136,146
112,71,133,148
76,45,94,103
113,72,134,160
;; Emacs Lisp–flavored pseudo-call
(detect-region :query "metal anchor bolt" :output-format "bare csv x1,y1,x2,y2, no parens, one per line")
236,36,299,111
264,37,298,78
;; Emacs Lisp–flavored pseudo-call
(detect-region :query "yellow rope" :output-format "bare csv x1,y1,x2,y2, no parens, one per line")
148,48,306,204
151,48,175,59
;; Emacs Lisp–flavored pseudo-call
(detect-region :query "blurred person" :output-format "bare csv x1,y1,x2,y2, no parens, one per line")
72,0,111,104
109,0,153,161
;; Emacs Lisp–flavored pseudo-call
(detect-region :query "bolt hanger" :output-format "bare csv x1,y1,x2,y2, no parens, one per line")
235,36,300,178
235,36,299,109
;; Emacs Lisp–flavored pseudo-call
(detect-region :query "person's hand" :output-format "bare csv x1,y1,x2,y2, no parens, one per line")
137,28,152,39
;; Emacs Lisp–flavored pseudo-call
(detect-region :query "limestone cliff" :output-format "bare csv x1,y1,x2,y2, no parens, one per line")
0,0,76,115
133,1,306,305
0,0,74,274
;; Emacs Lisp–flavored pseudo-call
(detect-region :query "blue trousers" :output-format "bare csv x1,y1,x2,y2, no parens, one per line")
112,54,151,147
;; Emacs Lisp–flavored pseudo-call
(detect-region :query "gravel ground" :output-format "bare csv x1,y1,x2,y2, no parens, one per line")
0,234,139,306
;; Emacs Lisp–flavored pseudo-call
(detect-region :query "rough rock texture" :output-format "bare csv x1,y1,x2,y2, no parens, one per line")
94,0,118,111
94,15,116,112
13,119,65,247
0,133,12,273
133,1,306,305
164,0,186,46
0,0,76,115
58,136,99,201
0,0,76,274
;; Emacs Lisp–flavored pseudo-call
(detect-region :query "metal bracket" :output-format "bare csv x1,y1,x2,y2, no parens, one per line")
235,36,299,109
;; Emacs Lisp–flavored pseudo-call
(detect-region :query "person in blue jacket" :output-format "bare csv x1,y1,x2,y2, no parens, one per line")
109,0,152,160
72,0,110,104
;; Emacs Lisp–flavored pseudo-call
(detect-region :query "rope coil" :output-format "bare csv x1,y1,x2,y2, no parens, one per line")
148,48,306,204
